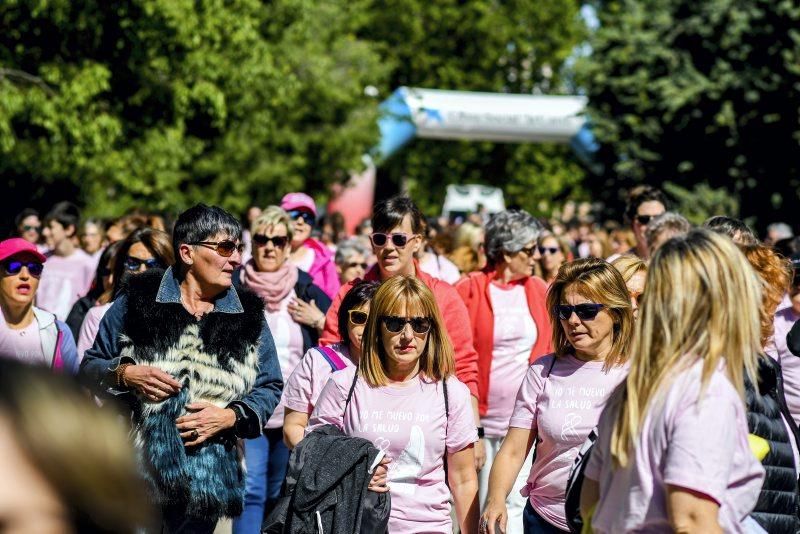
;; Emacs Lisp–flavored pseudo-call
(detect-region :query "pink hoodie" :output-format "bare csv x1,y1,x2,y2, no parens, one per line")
302,238,340,299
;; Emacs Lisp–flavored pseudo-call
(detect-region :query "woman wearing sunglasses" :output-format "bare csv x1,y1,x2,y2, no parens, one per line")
334,237,372,285
482,258,632,534
580,230,765,533
282,280,380,449
455,210,553,532
75,228,174,362
280,192,340,300
233,206,332,534
0,238,78,374
309,275,479,533
537,232,572,285
79,204,283,533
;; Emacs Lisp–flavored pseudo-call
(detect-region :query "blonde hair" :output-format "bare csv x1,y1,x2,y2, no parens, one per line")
611,254,648,284
359,275,455,386
546,257,633,370
610,229,762,467
251,206,293,242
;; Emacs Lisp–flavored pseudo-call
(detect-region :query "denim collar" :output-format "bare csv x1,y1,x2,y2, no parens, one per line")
155,267,244,314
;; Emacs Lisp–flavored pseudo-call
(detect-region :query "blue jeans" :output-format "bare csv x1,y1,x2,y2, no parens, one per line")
233,428,290,534
523,501,569,534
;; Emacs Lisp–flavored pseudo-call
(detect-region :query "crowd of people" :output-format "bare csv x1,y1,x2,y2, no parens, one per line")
2,185,800,533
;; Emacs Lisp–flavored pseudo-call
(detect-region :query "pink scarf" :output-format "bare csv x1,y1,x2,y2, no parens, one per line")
242,260,298,312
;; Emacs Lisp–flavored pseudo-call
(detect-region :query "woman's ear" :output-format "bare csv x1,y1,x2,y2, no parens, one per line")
179,243,194,266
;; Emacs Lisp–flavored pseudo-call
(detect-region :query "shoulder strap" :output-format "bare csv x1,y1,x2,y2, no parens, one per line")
52,328,64,371
546,355,557,378
443,378,449,419
344,370,359,414
315,346,348,372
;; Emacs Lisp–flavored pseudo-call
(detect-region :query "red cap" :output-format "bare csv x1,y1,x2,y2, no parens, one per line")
280,192,317,217
0,238,47,263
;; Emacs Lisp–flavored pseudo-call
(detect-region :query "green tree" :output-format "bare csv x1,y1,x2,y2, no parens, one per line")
578,0,800,228
360,0,588,216
1,0,388,222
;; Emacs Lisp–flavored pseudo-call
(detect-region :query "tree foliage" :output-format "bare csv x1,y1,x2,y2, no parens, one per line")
578,0,800,228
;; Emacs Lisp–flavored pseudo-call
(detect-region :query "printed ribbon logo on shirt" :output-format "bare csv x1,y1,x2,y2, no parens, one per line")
390,425,425,497
561,413,583,441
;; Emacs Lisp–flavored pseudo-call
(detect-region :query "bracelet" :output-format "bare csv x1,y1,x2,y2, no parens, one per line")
477,426,485,438
116,363,132,388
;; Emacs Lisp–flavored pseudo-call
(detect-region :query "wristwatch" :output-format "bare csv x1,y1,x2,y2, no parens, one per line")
477,426,485,438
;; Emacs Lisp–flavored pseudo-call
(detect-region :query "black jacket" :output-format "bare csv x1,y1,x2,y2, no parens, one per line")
745,355,800,533
264,424,390,534
65,295,95,340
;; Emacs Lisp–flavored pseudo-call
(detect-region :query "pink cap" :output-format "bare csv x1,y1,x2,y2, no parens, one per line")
0,238,47,263
280,192,317,217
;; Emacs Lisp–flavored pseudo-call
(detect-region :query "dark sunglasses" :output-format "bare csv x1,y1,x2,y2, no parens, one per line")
22,225,41,232
538,246,560,255
370,232,415,248
288,210,315,226
518,246,537,257
348,309,368,325
635,214,659,225
124,256,163,272
252,234,289,248
189,240,245,257
554,303,605,321
346,262,368,270
380,315,432,334
3,260,44,277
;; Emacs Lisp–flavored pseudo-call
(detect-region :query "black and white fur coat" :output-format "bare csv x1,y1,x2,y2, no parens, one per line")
120,270,265,520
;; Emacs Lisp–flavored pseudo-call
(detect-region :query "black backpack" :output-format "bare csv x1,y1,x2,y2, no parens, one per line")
564,429,597,533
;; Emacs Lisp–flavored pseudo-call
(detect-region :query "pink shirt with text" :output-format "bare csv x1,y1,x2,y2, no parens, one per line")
307,367,478,534
36,250,95,321
767,307,800,426
508,353,628,531
281,343,354,415
482,283,537,438
265,291,305,429
0,311,46,366
585,360,764,533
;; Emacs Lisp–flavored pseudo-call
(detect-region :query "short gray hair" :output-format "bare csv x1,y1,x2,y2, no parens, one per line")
485,210,543,266
767,222,794,241
645,212,691,250
335,238,371,266
252,206,293,241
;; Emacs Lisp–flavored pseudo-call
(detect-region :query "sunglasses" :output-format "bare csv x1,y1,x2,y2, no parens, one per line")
370,233,416,248
518,246,537,257
554,303,605,321
124,256,163,272
348,309,368,325
252,234,289,248
538,246,560,255
345,262,368,270
3,260,44,277
288,210,315,226
189,240,245,257
22,225,41,232
635,214,660,225
380,315,432,334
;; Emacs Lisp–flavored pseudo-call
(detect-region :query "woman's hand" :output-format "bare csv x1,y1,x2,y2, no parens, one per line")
123,365,182,401
288,298,325,331
368,456,392,493
480,499,508,534
175,402,237,447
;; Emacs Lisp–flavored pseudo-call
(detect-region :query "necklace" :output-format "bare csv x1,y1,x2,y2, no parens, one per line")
181,296,212,320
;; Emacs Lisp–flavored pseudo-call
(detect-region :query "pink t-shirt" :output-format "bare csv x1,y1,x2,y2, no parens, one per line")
281,343,354,415
76,302,113,363
482,283,538,438
308,367,478,534
0,312,46,366
508,353,628,530
585,360,764,534
419,253,461,285
36,250,95,321
265,291,305,429
767,307,800,426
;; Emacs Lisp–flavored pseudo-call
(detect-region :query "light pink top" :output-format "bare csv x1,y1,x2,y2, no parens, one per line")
482,283,537,438
76,302,113,363
308,367,478,534
419,253,461,285
508,353,628,530
281,343,354,415
767,307,800,426
585,360,764,533
0,311,46,366
36,250,95,321
265,291,305,429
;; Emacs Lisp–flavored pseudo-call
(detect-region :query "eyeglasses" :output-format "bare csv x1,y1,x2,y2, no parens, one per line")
380,315,432,334
518,246,537,257
252,234,289,248
554,303,605,321
3,260,44,277
538,246,560,255
370,233,416,248
22,225,41,232
189,240,245,257
124,256,163,272
345,262,368,270
635,214,661,225
348,309,368,325
288,210,315,226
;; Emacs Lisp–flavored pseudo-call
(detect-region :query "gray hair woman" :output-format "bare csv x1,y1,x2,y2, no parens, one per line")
455,209,554,528
334,237,372,284
79,204,283,533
